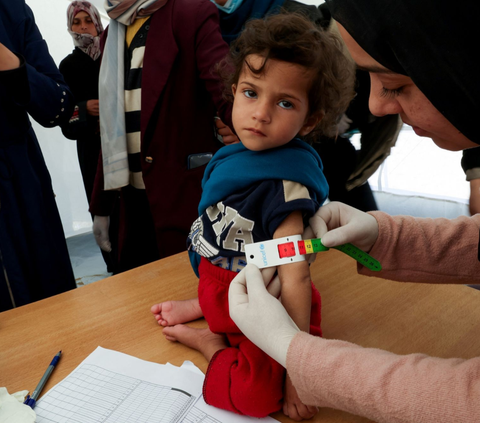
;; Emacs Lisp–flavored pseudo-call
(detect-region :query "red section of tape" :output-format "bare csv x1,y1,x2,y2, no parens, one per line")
278,242,296,258
298,240,306,255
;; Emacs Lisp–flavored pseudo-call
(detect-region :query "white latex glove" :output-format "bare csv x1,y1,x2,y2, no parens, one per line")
229,264,299,367
261,265,281,298
92,215,111,252
0,388,36,423
310,201,379,252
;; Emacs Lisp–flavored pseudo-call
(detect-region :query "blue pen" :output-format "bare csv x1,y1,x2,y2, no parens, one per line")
24,351,62,409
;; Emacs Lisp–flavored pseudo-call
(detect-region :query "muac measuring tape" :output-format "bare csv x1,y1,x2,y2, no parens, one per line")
245,234,381,271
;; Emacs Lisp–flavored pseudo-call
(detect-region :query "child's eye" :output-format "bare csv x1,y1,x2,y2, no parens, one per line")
243,90,257,99
278,100,293,109
380,86,403,98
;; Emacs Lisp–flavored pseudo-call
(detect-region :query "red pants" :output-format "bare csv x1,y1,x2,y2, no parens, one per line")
198,258,322,417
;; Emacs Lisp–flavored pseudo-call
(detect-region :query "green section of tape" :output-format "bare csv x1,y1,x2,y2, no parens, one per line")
310,238,329,252
310,238,382,272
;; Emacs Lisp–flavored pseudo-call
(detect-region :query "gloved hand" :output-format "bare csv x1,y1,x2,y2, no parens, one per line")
92,215,112,252
310,201,379,252
229,264,299,367
261,265,281,298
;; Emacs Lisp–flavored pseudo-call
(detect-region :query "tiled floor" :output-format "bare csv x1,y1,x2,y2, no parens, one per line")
66,231,111,287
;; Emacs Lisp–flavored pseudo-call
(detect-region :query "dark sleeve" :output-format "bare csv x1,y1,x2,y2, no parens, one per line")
59,102,91,140
283,0,331,28
8,5,74,127
0,54,30,105
461,147,480,181
193,0,233,129
59,58,92,140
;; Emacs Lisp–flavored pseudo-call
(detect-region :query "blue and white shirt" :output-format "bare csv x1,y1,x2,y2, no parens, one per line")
188,139,329,273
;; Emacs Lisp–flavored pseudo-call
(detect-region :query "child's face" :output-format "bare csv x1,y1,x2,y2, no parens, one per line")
232,54,319,152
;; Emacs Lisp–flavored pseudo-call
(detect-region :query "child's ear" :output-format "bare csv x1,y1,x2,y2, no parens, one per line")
298,112,323,136
232,84,237,97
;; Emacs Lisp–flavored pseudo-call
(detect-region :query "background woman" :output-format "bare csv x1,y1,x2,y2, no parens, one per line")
60,1,118,273
0,0,76,311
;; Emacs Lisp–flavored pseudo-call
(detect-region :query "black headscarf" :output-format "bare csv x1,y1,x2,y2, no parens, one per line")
325,0,480,145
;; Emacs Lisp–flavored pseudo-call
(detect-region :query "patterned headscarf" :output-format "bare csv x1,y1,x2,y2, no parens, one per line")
104,0,167,25
67,1,104,60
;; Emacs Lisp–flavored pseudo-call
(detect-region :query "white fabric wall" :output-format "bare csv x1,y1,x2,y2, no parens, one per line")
356,127,470,219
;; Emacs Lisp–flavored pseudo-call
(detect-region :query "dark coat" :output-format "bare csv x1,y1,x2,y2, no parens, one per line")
59,47,102,203
0,0,76,311
90,0,232,262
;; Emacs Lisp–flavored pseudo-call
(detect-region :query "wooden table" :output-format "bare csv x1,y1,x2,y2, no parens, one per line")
1,250,480,422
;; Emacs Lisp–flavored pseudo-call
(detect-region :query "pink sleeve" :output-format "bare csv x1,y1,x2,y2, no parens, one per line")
359,212,480,283
287,332,480,423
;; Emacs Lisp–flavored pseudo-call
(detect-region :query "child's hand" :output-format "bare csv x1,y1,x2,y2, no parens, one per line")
283,374,318,421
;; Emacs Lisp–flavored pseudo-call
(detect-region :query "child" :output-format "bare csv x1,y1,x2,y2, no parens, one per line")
151,12,354,420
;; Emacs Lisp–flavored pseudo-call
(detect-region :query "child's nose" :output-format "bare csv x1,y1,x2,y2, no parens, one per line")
253,101,271,123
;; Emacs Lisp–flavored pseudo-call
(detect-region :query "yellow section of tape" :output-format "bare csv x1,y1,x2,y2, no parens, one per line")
304,240,314,254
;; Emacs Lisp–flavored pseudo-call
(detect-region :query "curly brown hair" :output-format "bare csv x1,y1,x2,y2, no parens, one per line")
217,11,355,139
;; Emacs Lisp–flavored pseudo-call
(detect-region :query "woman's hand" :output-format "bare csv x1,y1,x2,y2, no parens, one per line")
0,43,20,71
214,117,239,145
228,264,299,367
310,201,379,252
86,99,100,116
93,215,111,252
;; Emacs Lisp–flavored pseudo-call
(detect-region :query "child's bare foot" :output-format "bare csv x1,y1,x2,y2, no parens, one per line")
163,325,227,361
150,298,203,326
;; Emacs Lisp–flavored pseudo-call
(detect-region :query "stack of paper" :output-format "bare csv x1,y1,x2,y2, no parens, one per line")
35,347,277,423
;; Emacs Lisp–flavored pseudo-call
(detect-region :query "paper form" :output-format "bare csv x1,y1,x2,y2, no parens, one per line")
34,347,277,423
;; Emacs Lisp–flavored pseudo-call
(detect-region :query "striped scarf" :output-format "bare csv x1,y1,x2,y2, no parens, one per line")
99,0,167,190
105,0,167,24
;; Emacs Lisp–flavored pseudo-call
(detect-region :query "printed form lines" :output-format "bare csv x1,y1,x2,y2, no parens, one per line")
183,406,223,423
35,364,197,423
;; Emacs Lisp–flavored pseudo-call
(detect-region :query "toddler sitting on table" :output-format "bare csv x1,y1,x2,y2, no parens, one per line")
151,12,354,420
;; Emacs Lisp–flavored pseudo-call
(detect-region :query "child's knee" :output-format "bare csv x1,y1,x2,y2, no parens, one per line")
204,345,285,417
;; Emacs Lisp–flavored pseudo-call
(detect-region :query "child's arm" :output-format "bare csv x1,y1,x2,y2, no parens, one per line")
273,211,311,333
274,211,318,420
